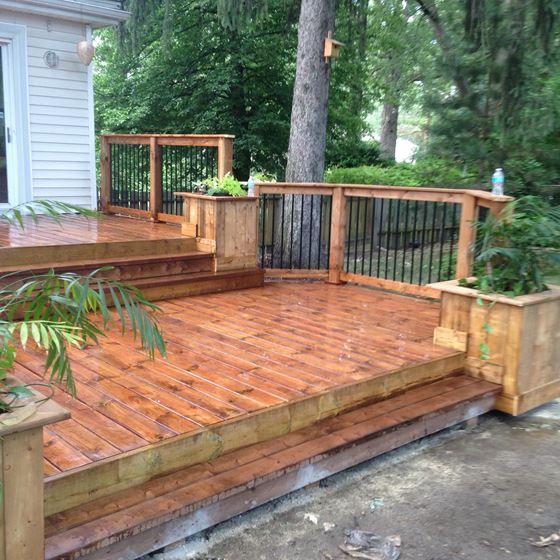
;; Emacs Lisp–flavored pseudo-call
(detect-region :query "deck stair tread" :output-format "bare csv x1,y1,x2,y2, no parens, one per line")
44,375,499,560
131,267,264,287
0,251,213,275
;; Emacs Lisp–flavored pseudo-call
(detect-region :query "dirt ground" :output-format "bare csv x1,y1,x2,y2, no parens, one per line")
150,403,560,560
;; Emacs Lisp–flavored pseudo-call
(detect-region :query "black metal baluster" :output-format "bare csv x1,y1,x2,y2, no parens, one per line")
326,196,332,268
118,144,122,206
418,201,429,285
447,203,459,279
401,200,410,282
298,195,304,269
260,193,267,268
427,203,438,283
376,198,384,278
409,200,419,284
280,195,286,268
288,195,295,269
346,197,354,272
271,194,277,268
361,198,369,275
437,204,448,281
384,199,392,278
308,196,314,269
392,199,402,281
317,195,324,269
353,198,360,274
368,198,376,277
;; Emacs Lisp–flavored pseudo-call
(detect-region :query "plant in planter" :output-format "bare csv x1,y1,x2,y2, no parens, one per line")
196,173,246,197
431,196,560,415
466,196,560,295
0,201,166,419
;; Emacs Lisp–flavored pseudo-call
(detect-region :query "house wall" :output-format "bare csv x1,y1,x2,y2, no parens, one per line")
0,9,95,208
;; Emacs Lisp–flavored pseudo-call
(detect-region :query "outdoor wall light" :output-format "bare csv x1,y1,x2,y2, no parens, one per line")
76,40,95,66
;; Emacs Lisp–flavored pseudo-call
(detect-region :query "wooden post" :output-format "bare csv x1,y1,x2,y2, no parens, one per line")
328,187,347,284
217,136,234,179
456,193,478,279
0,381,69,560
100,136,111,214
149,137,162,222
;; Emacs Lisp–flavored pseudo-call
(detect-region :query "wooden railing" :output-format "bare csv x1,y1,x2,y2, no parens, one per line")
255,182,513,298
100,134,234,222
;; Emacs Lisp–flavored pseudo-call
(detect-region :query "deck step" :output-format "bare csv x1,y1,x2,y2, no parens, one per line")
0,236,198,268
44,375,499,560
0,251,215,280
134,267,265,301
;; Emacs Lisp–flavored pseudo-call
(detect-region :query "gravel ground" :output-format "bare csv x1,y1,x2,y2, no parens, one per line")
148,401,560,560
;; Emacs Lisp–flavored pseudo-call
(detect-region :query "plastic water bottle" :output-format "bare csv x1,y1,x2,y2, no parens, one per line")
247,176,255,197
491,168,505,196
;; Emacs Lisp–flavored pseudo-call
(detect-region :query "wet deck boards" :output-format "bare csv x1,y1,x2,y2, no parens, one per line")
0,214,184,248
14,282,457,480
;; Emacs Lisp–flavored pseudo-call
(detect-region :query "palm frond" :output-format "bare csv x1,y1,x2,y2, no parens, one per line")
0,200,99,228
0,269,166,395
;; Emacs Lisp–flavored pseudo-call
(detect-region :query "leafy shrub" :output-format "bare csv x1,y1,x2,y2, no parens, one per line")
197,174,246,197
326,140,382,169
470,196,560,295
501,156,552,197
326,158,468,188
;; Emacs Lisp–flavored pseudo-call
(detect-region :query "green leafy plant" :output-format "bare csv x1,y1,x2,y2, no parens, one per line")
326,159,469,188
471,196,560,296
197,174,246,197
0,201,166,414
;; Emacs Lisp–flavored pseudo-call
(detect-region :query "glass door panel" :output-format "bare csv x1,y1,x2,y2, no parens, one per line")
0,50,7,204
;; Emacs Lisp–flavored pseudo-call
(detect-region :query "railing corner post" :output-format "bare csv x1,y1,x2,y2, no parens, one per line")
0,382,69,560
217,136,234,179
149,136,163,222
100,135,111,214
328,186,347,284
456,193,478,279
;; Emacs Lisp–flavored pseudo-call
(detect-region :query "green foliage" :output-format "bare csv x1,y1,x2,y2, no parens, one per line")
198,174,246,196
326,140,382,169
1,200,98,228
0,204,166,414
420,1,560,187
472,196,560,296
0,269,166,404
326,159,468,187
96,0,377,180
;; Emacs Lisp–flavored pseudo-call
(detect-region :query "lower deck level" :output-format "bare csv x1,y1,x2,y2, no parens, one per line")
15,282,461,516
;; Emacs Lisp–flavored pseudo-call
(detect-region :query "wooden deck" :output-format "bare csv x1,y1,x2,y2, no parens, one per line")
13,282,463,516
0,214,184,249
0,214,198,269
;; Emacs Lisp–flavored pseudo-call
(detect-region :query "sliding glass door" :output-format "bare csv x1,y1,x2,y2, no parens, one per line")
0,46,8,204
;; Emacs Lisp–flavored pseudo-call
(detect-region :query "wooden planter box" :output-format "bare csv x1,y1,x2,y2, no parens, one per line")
431,280,560,416
175,193,259,272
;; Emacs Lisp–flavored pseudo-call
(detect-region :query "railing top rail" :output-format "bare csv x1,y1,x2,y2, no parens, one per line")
102,133,235,139
102,134,236,147
255,181,514,203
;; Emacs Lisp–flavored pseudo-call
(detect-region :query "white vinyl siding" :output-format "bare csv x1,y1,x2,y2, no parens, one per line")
0,8,95,207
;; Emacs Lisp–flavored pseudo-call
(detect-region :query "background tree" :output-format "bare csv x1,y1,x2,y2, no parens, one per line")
285,0,336,182
416,0,560,191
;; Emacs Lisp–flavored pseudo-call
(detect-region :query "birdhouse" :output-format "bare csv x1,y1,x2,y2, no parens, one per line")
324,31,344,62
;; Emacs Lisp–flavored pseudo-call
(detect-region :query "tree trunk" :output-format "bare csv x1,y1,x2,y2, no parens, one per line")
274,0,336,270
285,0,336,182
380,101,399,162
